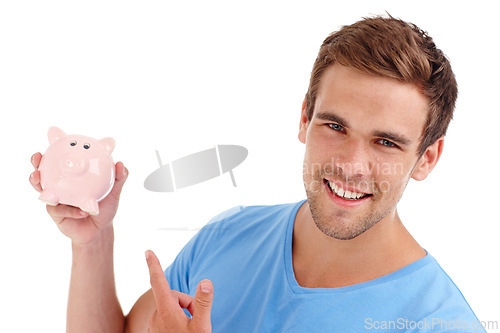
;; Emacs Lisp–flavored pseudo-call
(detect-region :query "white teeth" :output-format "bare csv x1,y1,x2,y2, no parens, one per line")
327,181,367,200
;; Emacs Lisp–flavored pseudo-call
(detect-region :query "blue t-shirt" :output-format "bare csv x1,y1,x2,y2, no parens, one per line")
164,201,485,332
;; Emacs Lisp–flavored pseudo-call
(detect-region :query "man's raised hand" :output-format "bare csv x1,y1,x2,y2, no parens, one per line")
145,250,214,333
29,152,128,246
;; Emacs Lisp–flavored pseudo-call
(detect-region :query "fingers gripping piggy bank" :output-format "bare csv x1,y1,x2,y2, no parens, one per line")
38,127,116,215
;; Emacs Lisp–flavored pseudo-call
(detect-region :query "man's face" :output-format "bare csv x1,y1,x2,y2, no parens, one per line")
299,64,433,240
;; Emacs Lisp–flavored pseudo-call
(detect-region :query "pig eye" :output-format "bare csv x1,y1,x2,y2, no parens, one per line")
70,141,77,146
83,143,91,149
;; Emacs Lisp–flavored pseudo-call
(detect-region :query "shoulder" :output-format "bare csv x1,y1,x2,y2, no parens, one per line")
207,201,303,225
416,254,484,330
203,201,303,230
186,200,302,252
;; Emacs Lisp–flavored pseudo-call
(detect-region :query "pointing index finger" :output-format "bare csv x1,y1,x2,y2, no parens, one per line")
145,250,176,311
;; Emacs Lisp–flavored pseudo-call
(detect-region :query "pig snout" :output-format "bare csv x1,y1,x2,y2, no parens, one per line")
58,154,88,175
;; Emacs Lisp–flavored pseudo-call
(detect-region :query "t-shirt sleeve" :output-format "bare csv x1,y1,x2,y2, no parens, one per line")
163,205,245,295
163,231,198,295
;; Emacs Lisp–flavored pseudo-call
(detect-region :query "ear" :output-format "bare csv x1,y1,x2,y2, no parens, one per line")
411,137,444,181
298,97,309,144
48,126,66,144
99,137,115,155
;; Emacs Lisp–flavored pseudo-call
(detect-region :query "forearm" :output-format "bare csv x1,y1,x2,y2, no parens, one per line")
67,225,124,333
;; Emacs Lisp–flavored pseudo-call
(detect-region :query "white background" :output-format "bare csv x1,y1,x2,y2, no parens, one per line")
1,0,498,332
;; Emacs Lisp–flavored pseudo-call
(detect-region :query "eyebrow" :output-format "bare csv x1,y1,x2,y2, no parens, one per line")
315,111,412,146
372,130,412,146
315,112,350,128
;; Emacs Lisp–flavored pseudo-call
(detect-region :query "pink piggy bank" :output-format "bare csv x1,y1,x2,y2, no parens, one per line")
38,127,116,215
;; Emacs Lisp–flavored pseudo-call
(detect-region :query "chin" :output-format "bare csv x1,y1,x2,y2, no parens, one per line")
306,193,390,241
311,212,376,240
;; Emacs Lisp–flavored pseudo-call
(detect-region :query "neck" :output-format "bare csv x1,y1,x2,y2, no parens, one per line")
292,201,426,288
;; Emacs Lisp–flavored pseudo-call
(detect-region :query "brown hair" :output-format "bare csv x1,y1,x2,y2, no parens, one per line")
305,15,458,155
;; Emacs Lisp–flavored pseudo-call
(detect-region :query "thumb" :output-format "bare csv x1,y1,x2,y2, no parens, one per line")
189,279,213,332
109,161,128,199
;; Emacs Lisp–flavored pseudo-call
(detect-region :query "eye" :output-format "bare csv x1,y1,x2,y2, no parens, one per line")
83,143,91,149
378,139,397,148
328,123,345,132
70,141,77,147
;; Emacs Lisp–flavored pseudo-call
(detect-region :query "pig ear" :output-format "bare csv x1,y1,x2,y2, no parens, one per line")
48,127,66,144
99,137,115,155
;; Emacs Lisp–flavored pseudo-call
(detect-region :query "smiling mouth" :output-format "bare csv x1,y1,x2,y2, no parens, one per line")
325,180,372,201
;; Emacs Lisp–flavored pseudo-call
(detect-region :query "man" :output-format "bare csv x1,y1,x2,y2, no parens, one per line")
30,15,484,332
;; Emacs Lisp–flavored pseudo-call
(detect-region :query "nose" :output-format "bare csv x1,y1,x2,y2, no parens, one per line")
59,154,88,175
334,138,373,179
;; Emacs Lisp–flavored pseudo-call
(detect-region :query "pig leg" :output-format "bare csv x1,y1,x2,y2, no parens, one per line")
39,189,59,206
79,198,99,216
